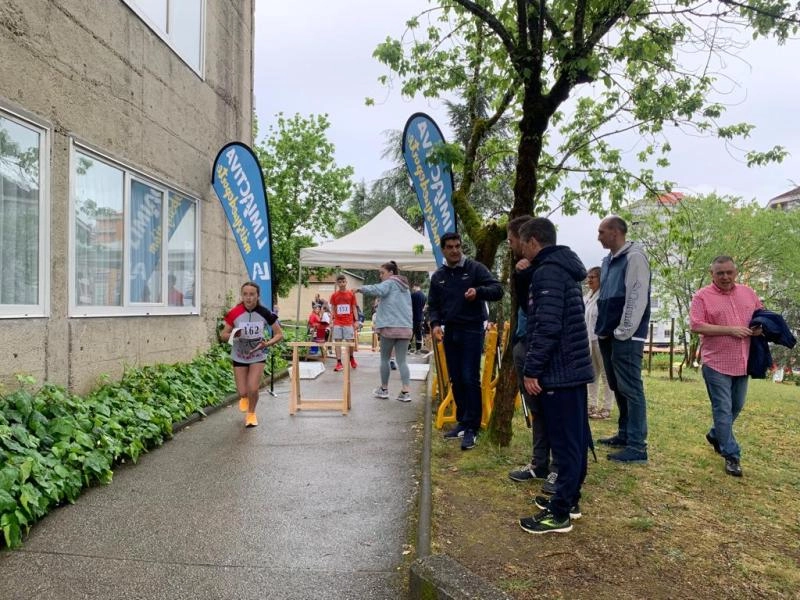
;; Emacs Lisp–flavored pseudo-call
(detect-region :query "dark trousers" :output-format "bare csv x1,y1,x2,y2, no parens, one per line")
413,320,424,350
443,327,484,432
538,385,589,520
512,340,557,473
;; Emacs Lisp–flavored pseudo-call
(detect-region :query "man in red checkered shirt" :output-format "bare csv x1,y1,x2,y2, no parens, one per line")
689,256,763,478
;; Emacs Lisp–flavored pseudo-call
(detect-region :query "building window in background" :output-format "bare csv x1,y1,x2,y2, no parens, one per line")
0,110,48,317
72,147,198,316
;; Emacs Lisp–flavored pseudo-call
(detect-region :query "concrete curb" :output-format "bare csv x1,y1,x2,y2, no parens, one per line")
409,358,511,600
409,554,512,599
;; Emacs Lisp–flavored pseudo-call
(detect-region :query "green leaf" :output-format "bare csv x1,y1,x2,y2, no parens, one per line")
1,510,22,548
0,489,16,512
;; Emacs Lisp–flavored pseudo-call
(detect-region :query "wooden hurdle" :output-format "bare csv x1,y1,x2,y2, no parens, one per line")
288,341,353,415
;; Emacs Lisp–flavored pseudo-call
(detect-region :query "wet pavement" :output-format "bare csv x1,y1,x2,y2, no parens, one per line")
0,350,430,600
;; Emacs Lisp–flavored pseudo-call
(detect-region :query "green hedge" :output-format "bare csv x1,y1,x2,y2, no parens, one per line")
0,344,283,549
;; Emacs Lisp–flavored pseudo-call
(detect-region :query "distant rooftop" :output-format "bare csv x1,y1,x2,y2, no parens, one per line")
656,191,686,206
767,185,800,209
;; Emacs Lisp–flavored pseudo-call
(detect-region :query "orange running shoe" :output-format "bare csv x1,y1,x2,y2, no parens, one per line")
349,356,358,369
245,412,258,428
239,397,249,412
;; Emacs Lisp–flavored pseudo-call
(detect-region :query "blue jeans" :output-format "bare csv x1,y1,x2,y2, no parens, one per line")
512,340,556,473
598,337,648,453
443,327,484,431
702,365,748,460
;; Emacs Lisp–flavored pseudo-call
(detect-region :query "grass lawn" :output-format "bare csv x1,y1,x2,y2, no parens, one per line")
430,371,800,599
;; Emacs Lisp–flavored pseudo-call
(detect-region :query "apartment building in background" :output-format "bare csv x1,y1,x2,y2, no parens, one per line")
0,0,255,391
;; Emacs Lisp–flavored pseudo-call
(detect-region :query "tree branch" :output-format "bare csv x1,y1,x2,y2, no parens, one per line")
452,0,519,66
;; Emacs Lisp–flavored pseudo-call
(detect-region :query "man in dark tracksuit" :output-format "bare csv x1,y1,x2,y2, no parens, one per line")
517,218,593,535
427,232,504,451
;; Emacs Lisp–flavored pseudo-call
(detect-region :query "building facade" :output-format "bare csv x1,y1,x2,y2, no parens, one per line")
0,0,255,391
767,186,800,211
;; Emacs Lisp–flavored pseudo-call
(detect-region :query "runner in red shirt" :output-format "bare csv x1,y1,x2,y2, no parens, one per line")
329,274,358,371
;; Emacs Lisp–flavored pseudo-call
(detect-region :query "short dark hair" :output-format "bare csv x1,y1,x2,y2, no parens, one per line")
507,215,533,237
336,274,346,281
605,215,628,234
440,232,461,248
519,217,556,247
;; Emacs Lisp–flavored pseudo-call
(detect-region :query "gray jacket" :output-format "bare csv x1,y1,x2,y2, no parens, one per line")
360,276,412,329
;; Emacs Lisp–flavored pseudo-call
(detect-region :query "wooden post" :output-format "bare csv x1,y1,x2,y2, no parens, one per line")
287,341,353,415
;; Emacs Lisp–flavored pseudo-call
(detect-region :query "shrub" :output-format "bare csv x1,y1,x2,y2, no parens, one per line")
0,344,258,549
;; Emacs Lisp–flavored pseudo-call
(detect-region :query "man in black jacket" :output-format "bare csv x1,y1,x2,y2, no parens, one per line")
506,216,558,492
517,218,593,535
427,232,504,450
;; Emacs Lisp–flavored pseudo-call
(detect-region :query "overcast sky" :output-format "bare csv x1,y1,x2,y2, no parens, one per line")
253,0,800,268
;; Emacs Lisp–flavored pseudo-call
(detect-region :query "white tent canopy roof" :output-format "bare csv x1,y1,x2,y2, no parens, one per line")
299,206,437,272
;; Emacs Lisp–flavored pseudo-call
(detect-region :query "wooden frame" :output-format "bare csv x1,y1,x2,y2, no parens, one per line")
288,341,353,415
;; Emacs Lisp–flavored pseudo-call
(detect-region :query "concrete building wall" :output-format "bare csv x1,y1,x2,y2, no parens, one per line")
0,0,255,392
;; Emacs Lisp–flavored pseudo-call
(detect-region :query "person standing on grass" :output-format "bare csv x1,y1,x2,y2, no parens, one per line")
595,215,651,464
585,266,614,420
356,261,414,402
329,274,359,372
506,216,558,493
220,281,283,428
427,232,504,451
689,256,763,477
516,217,592,535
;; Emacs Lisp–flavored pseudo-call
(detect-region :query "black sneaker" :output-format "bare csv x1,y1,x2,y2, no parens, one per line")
597,435,627,447
443,424,465,440
541,472,558,495
607,448,648,464
724,456,743,477
461,429,477,451
532,495,581,519
519,509,572,534
508,463,547,482
706,433,721,454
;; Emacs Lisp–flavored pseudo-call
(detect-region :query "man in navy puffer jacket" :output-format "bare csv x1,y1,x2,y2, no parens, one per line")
518,217,593,535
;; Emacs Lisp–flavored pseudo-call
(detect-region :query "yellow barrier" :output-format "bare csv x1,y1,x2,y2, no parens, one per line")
434,322,511,430
479,324,499,429
433,338,456,429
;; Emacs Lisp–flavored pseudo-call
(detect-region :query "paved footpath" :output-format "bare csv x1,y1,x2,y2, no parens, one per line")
0,350,428,600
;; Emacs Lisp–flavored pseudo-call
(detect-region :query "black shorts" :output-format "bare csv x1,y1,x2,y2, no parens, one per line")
232,360,266,368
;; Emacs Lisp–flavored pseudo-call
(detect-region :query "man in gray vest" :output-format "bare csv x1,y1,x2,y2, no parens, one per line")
595,216,651,464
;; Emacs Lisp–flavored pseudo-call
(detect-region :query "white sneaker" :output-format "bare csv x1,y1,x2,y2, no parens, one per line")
373,387,389,399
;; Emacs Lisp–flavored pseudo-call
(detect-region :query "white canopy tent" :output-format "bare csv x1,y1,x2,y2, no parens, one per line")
294,206,437,327
299,206,437,271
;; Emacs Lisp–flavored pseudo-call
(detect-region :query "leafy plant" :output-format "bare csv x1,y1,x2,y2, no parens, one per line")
0,345,241,549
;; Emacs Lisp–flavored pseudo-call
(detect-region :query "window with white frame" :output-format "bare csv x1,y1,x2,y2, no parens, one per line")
0,110,48,317
72,147,198,315
123,0,205,75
